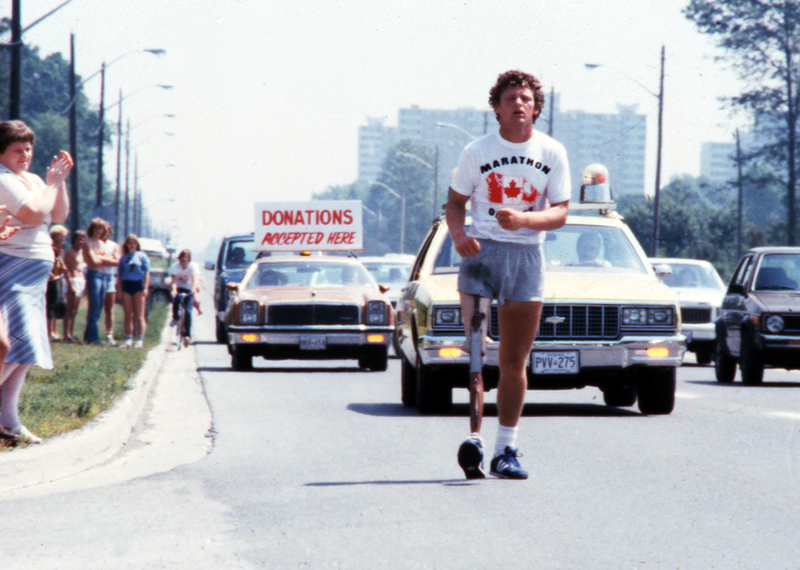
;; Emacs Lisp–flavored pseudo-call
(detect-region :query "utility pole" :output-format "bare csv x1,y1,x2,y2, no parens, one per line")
9,0,22,119
95,64,105,209
651,45,665,258
736,129,744,260
114,90,123,241
68,34,79,232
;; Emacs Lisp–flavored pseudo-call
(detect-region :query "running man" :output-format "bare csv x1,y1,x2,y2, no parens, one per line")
447,70,571,479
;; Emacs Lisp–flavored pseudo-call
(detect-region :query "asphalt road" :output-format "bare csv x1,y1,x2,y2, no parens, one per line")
1,303,799,568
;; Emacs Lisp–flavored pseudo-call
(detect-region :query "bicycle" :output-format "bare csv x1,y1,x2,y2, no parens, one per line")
174,291,190,349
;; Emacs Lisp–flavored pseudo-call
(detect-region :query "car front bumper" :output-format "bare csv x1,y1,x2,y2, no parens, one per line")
228,325,395,348
417,333,686,370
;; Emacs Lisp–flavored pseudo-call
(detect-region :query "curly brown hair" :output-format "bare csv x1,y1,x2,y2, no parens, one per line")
488,70,545,124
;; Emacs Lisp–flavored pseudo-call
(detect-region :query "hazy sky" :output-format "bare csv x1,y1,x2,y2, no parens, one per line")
10,0,746,253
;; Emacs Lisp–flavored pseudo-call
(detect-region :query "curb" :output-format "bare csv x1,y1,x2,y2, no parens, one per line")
0,324,174,494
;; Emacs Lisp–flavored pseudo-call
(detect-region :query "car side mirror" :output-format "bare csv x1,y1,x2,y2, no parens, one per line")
204,261,215,271
226,282,239,292
727,283,744,295
379,283,391,294
652,264,673,279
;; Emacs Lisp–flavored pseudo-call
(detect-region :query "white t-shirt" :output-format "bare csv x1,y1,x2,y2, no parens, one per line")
169,261,199,291
451,130,571,245
0,164,54,260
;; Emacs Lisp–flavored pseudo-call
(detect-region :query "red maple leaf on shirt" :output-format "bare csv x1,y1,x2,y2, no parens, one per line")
504,179,522,200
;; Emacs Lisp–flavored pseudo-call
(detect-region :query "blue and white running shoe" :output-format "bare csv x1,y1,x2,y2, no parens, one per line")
490,446,529,479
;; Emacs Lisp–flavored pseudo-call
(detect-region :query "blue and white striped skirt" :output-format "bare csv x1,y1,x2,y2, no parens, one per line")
0,253,54,369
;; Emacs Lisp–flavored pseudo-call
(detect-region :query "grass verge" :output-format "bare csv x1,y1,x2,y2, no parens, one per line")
2,300,169,450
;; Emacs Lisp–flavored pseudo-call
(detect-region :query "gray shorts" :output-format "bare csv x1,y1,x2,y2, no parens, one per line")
457,239,544,304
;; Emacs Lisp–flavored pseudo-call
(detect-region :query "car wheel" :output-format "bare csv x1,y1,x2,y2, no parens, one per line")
359,347,388,372
602,383,637,408
416,360,452,415
714,336,736,383
216,319,228,345
401,355,417,407
231,345,253,371
695,347,713,366
740,331,764,385
636,367,676,415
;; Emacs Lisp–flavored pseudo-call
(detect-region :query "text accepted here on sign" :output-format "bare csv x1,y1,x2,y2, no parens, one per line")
254,200,363,252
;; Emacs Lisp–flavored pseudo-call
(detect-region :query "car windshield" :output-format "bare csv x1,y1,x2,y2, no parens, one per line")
362,262,411,287
224,239,258,269
754,253,800,292
242,261,376,290
657,262,725,290
431,224,648,274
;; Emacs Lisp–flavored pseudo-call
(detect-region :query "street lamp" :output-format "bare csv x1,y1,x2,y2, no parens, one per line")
371,181,405,253
111,87,173,240
586,45,665,257
61,44,166,232
436,122,477,141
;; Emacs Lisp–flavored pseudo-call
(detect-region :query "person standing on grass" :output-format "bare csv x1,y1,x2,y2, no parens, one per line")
117,234,150,348
63,229,86,342
46,224,70,340
447,70,570,479
101,222,120,346
82,218,116,345
0,119,73,444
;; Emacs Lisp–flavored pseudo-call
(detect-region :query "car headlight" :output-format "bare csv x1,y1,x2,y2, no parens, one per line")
648,307,674,326
366,301,388,325
622,307,674,327
239,301,259,324
432,307,462,328
765,315,785,333
622,308,648,325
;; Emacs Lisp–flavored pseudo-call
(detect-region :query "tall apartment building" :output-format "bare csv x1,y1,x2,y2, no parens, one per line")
358,98,648,204
700,141,737,187
552,104,647,199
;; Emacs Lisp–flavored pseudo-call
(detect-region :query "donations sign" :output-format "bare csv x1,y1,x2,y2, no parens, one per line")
254,201,363,252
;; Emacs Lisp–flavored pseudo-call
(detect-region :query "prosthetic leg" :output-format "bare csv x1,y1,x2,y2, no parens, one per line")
468,293,488,434
458,293,491,479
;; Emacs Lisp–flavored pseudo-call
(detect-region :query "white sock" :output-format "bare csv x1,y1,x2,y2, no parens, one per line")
494,425,518,457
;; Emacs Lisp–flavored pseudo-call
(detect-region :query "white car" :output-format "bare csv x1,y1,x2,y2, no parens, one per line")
357,254,415,308
650,258,726,365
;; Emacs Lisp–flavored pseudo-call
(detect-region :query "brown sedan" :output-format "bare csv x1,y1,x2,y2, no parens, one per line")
224,256,394,371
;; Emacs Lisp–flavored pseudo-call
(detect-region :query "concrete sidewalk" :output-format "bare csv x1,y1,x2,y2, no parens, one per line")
0,324,213,495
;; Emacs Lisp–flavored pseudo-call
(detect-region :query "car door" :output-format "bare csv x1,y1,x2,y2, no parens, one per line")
722,254,756,356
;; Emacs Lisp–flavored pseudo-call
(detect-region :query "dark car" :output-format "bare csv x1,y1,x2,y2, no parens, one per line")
205,234,258,343
715,247,800,384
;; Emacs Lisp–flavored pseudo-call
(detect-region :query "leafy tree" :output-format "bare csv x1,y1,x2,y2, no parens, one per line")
684,0,800,244
1,18,109,231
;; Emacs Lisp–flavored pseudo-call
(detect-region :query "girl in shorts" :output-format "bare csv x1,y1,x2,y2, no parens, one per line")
117,234,150,348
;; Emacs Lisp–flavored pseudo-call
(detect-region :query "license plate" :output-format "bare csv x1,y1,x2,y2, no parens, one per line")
300,336,327,350
531,351,579,374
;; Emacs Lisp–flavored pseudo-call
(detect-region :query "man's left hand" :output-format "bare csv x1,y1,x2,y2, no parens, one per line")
496,208,526,231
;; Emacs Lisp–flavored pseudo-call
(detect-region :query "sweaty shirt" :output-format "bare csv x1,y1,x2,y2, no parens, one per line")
451,130,571,245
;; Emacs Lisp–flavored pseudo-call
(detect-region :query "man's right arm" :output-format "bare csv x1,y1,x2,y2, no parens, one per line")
445,189,481,258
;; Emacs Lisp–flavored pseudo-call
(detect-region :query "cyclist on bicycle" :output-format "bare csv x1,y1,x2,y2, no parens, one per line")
168,249,199,346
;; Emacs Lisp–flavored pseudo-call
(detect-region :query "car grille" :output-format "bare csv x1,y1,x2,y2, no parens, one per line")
489,304,620,341
779,315,800,334
681,307,712,324
268,304,359,325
